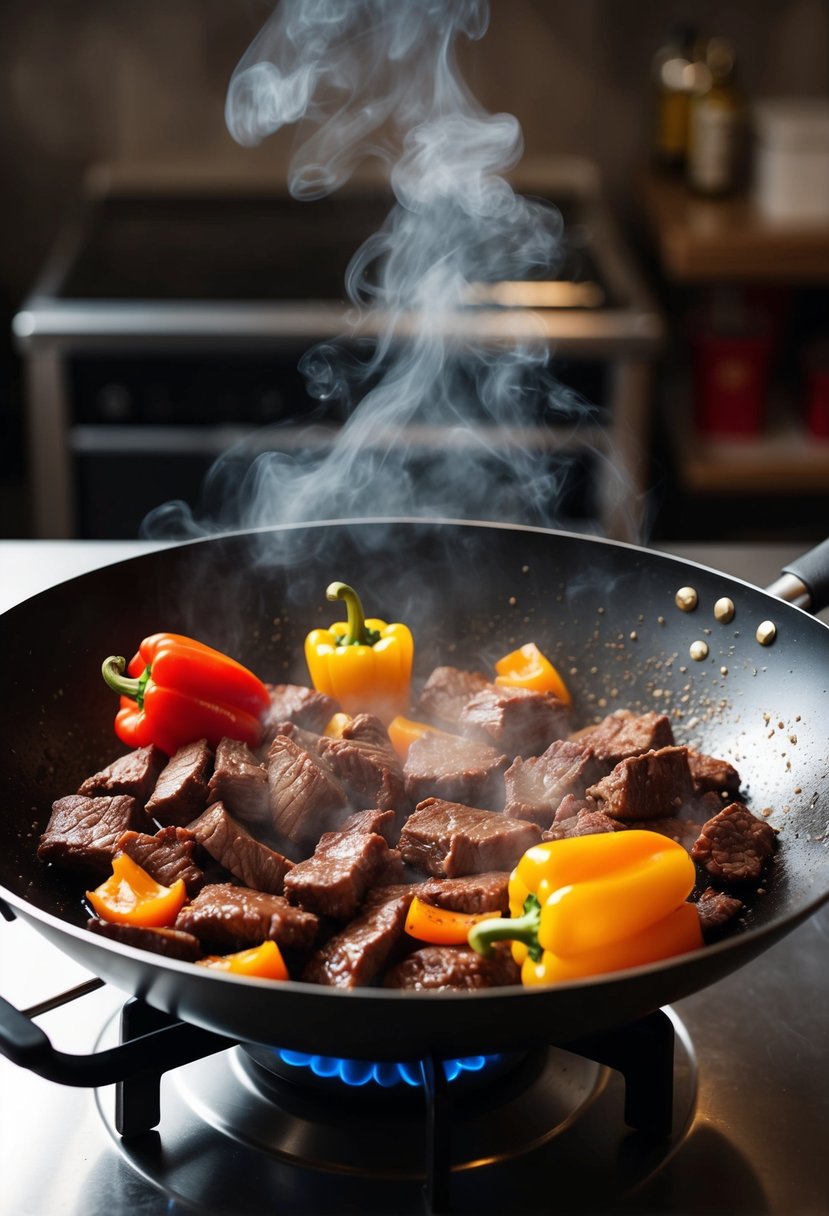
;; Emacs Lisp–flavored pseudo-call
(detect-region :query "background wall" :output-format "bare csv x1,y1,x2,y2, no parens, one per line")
1,0,828,534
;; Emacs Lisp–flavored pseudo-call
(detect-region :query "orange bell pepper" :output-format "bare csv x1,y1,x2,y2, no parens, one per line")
86,853,187,928
387,715,450,761
197,940,289,980
494,642,571,705
405,896,500,945
468,831,700,984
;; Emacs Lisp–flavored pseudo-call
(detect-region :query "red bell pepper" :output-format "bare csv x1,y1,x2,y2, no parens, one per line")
102,632,270,755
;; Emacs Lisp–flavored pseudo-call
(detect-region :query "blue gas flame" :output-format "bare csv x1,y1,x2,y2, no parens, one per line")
277,1049,500,1088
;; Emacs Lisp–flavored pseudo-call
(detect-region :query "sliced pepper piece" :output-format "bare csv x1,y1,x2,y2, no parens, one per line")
405,895,500,946
102,632,269,755
387,715,450,761
494,642,571,705
86,853,187,928
197,940,289,981
305,582,414,722
469,830,699,984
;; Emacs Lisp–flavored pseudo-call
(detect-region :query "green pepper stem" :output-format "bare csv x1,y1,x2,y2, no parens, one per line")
102,656,150,708
326,581,380,647
468,895,543,961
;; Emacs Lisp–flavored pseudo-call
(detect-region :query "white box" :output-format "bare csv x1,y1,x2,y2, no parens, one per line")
753,98,829,222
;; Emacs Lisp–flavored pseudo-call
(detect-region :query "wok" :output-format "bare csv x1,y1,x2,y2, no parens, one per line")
1,519,828,1064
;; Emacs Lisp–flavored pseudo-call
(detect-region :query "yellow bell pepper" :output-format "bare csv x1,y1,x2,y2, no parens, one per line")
387,714,451,760
305,581,413,722
405,895,500,945
86,853,187,928
468,831,701,984
197,939,289,981
494,641,571,704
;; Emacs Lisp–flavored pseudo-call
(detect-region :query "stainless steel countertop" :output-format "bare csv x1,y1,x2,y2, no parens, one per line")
1,537,828,1216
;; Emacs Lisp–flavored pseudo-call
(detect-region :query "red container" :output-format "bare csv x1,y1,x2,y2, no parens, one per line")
692,327,773,436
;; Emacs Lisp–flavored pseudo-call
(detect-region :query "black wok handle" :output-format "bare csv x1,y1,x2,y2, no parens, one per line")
0,991,232,1086
767,538,829,614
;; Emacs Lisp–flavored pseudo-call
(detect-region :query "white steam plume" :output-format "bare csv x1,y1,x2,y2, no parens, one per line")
142,0,602,542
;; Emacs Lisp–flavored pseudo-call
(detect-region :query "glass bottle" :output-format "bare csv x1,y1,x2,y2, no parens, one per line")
687,38,743,196
652,22,698,171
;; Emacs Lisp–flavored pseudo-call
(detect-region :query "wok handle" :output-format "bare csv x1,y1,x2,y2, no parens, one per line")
0,991,231,1087
767,538,829,614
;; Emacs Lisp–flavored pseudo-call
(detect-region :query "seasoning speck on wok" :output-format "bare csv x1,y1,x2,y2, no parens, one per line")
36,582,778,992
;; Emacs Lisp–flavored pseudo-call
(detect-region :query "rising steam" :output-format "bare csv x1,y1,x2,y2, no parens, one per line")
142,0,603,542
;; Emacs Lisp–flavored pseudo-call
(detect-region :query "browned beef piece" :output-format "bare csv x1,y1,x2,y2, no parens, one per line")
86,916,203,962
624,816,703,853
415,871,510,914
266,734,348,855
118,826,205,895
175,883,318,952
263,683,339,739
77,745,166,803
146,739,214,827
687,749,742,795
416,665,491,728
695,886,744,939
383,943,520,990
552,793,599,822
403,730,508,809
301,890,411,988
338,808,398,843
460,685,570,757
187,802,294,895
586,746,695,821
207,737,269,826
317,714,404,812
690,803,777,885
504,740,602,827
283,829,396,920
544,807,619,841
398,798,541,878
37,794,151,876
572,710,675,772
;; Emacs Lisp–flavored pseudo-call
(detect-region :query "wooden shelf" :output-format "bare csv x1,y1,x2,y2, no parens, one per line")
640,170,829,283
667,382,829,494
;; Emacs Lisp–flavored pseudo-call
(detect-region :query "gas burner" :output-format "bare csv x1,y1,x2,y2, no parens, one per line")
91,1006,698,1214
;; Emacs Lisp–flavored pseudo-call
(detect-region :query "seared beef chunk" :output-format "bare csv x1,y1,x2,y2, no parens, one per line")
460,685,570,757
553,793,599,822
38,795,151,876
78,745,166,803
624,816,703,853
86,916,202,962
266,734,348,854
384,943,520,990
504,740,602,827
586,746,695,821
415,871,510,914
398,798,541,878
317,714,404,812
416,666,491,728
691,803,777,885
338,808,398,843
187,802,294,895
283,828,398,920
687,749,742,795
695,886,744,939
544,807,619,841
207,738,269,826
175,883,318,952
118,826,204,895
146,739,214,827
404,730,508,809
263,683,339,739
573,710,675,772
301,890,411,988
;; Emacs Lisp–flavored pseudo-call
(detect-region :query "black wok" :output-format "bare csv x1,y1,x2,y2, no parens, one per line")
1,519,828,1063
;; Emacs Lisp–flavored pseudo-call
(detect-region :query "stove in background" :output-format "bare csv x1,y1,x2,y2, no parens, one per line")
13,158,662,540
